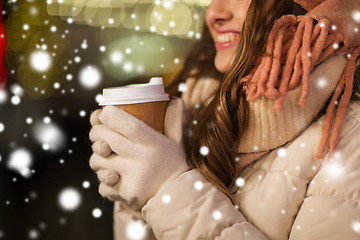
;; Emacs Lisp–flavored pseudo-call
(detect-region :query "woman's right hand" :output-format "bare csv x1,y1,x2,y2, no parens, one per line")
88,99,190,210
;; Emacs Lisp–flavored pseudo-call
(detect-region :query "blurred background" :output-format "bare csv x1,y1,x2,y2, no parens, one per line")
0,0,209,239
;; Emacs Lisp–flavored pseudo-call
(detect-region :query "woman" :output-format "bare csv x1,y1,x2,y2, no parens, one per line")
89,0,360,239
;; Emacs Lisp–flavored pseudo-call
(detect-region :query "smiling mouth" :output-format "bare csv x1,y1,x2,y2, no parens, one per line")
215,33,240,50
217,33,240,43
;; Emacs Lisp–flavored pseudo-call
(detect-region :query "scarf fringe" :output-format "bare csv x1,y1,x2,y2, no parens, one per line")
241,14,360,159
316,47,360,159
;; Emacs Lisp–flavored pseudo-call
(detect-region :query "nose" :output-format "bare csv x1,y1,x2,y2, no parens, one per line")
206,0,233,25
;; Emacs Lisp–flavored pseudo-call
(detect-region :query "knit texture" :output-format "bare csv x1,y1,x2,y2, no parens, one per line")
239,55,346,153
241,0,360,158
182,56,346,157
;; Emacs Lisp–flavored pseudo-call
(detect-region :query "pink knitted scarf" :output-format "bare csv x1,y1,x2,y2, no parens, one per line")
241,0,360,159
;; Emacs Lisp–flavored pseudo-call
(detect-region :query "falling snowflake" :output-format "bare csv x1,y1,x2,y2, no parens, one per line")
11,95,21,105
316,77,327,89
110,51,123,64
123,62,134,72
95,94,103,103
30,50,52,72
26,117,33,124
126,220,147,240
125,48,132,55
199,146,209,156
79,110,86,117
28,229,39,239
39,222,46,230
59,217,67,225
92,208,102,218
351,221,360,233
212,210,222,220
277,148,287,157
66,74,73,81
352,10,360,23
7,148,32,178
10,84,24,96
33,121,66,152
194,181,203,190
235,177,245,187
82,181,90,189
79,65,102,89
178,83,187,92
58,187,82,211
74,56,81,63
53,82,60,89
161,194,171,204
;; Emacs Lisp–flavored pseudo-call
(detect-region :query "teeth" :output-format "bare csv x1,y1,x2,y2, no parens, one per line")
217,34,240,43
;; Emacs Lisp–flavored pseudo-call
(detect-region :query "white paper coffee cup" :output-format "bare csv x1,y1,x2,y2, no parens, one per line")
99,77,170,133
99,77,169,106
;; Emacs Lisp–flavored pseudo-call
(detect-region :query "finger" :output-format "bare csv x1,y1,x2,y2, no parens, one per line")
92,140,112,157
164,98,185,144
89,124,138,157
99,105,159,145
89,153,122,172
97,169,120,186
90,109,102,127
99,182,122,200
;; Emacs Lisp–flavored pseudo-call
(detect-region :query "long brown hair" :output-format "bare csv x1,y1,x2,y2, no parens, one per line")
182,0,308,203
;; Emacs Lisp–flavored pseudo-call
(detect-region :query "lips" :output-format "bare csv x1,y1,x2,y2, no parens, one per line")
215,32,240,50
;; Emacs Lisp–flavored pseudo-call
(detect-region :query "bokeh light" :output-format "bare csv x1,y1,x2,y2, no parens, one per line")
92,208,102,218
0,89,8,104
58,187,82,211
126,220,147,240
29,50,52,72
7,148,33,178
78,65,102,89
32,121,66,152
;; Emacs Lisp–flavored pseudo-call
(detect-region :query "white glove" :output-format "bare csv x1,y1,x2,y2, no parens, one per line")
89,98,190,210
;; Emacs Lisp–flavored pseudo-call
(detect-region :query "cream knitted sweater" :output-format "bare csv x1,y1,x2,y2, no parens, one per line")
182,55,347,156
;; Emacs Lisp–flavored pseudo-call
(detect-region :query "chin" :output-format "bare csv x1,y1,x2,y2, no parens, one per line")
215,58,230,73
214,53,234,73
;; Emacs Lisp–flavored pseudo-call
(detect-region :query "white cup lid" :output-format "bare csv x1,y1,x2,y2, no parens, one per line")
99,77,169,105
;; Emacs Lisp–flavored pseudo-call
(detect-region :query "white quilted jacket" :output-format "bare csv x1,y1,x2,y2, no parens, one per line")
113,56,360,239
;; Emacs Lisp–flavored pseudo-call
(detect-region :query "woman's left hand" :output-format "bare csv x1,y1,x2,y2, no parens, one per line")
89,99,190,210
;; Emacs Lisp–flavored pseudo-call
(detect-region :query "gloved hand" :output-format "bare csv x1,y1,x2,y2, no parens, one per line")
89,98,190,210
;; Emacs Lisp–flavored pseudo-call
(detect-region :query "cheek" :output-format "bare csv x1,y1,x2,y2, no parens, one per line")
204,7,212,28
